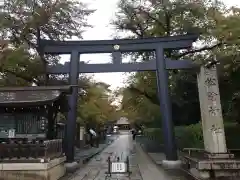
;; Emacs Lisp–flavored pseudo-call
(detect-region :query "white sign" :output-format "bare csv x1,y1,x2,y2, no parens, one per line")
111,162,126,173
8,129,15,138
80,127,85,140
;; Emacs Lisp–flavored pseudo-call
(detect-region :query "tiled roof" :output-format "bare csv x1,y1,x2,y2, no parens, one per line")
0,86,73,107
116,117,130,125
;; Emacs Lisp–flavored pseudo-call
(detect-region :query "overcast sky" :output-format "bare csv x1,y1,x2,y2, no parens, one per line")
61,0,240,90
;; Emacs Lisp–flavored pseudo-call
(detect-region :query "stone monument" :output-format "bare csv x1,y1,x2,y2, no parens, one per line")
182,65,240,179
197,65,227,154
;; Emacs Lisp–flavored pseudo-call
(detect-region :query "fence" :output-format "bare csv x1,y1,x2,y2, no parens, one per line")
0,139,63,163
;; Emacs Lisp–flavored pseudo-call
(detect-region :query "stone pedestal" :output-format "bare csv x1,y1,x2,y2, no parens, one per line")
185,65,240,178
162,160,182,169
181,148,240,179
193,159,240,179
197,65,227,153
0,157,66,180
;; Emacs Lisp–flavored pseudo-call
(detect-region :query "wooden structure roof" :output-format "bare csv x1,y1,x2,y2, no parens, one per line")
0,86,73,107
116,117,130,125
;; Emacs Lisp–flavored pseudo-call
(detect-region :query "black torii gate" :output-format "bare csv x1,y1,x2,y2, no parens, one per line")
39,34,198,163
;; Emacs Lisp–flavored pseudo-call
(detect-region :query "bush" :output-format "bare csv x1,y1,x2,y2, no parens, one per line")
225,124,240,149
143,123,240,150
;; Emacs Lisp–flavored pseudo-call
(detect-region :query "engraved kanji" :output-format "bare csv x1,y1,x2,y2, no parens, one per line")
205,77,217,86
204,68,212,76
208,106,220,116
210,125,220,131
207,92,218,101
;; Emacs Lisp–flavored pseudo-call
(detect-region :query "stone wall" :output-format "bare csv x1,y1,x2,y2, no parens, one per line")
0,157,66,180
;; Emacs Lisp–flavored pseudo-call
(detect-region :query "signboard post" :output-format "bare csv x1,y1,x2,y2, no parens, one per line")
111,162,126,173
105,156,131,177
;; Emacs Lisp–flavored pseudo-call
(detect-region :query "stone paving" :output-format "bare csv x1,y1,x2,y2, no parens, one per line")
66,132,175,180
66,132,142,180
74,135,119,163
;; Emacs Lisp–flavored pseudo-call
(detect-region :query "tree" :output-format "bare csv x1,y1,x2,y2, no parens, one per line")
119,72,161,126
114,0,240,125
77,79,121,130
0,0,93,85
0,0,121,131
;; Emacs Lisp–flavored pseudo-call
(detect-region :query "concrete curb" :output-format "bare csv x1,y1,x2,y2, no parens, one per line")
81,143,109,164
65,144,109,173
138,143,182,169
135,143,174,180
137,143,162,165
81,136,119,164
61,137,118,179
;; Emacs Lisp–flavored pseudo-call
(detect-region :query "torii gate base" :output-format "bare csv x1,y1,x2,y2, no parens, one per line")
40,34,199,168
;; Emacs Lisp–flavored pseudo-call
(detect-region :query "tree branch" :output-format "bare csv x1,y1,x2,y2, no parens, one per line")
177,42,222,58
128,85,159,105
139,8,167,32
0,67,40,85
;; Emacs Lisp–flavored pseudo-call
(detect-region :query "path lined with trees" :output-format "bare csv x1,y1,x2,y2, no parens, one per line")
1,0,240,169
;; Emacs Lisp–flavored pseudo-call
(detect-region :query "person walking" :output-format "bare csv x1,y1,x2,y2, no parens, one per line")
89,128,97,147
131,128,137,140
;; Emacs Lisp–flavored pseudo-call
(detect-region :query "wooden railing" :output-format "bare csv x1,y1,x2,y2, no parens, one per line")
44,139,63,159
0,139,63,163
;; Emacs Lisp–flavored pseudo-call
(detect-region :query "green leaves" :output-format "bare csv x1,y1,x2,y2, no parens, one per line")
115,0,240,126
77,79,120,128
0,0,93,85
119,71,161,124
0,0,118,129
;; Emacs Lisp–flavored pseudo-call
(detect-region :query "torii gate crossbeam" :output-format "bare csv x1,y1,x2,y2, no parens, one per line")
40,34,199,165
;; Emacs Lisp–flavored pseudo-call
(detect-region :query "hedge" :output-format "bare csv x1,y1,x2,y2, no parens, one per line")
143,123,240,149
